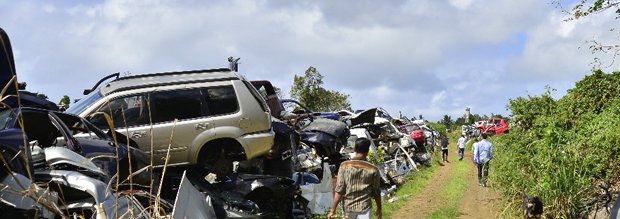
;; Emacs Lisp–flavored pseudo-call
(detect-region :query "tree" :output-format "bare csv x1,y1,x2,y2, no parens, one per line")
58,95,71,109
556,0,620,65
290,66,352,112
566,0,620,20
439,114,454,130
454,116,467,127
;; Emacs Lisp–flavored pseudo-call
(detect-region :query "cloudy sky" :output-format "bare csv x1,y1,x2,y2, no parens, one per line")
1,0,618,121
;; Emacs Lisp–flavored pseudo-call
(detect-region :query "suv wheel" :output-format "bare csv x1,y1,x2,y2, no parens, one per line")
200,146,233,177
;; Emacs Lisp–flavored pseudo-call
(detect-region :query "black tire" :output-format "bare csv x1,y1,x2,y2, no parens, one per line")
246,187,293,219
199,146,233,177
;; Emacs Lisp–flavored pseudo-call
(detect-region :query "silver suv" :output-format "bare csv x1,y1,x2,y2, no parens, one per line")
67,68,274,173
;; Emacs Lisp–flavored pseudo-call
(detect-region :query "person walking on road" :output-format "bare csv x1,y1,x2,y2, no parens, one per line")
457,134,466,161
441,134,449,163
473,133,494,187
328,138,382,219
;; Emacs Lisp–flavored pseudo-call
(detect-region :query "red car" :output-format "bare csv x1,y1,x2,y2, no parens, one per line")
398,124,426,146
479,117,509,135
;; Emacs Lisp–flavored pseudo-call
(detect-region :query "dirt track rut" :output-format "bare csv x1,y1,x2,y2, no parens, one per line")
392,143,503,219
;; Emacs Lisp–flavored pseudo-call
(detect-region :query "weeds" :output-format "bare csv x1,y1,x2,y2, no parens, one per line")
381,152,441,218
492,70,620,218
427,155,469,219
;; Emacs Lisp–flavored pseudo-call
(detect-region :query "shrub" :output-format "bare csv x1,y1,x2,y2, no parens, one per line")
492,70,620,218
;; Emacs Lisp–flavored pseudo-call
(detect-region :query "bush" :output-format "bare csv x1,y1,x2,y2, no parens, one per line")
492,70,620,218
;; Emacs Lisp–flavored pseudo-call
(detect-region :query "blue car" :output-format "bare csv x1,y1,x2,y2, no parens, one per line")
280,99,341,120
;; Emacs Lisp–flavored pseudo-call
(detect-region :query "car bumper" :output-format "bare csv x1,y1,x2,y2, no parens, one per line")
239,130,275,160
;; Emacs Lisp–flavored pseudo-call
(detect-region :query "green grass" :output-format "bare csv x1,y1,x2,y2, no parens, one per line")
382,164,439,218
427,142,471,219
311,158,440,219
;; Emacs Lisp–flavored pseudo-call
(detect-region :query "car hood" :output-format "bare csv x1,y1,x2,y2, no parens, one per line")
348,108,376,127
44,147,106,177
0,27,18,108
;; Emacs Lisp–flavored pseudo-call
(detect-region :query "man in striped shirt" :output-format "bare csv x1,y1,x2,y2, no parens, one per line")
328,138,382,219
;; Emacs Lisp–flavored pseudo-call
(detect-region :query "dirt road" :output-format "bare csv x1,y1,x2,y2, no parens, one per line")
391,142,503,219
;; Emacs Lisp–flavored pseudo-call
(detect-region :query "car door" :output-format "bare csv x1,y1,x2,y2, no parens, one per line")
147,88,209,165
88,94,155,158
202,84,240,132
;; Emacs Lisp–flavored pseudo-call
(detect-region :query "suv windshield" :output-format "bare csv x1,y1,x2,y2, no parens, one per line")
66,90,103,115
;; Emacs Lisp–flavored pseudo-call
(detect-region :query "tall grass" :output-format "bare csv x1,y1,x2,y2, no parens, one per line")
491,70,620,218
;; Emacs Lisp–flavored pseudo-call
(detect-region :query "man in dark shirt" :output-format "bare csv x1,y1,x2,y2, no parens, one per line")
328,138,382,219
441,135,449,163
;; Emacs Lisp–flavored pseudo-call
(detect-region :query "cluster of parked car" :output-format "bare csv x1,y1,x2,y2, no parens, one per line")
461,117,509,138
0,27,442,218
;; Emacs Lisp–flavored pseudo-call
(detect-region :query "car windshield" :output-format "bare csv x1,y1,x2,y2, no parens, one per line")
66,90,103,115
54,112,108,139
405,124,420,132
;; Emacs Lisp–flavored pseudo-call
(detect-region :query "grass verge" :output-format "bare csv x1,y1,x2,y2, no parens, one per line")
381,153,441,219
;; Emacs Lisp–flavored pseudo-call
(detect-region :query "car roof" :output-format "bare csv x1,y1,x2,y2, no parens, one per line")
100,68,240,95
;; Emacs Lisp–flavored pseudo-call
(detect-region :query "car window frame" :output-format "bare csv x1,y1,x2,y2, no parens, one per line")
201,85,240,118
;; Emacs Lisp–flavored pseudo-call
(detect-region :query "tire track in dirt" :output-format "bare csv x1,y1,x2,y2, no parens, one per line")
392,140,503,219
391,157,455,218
457,147,503,219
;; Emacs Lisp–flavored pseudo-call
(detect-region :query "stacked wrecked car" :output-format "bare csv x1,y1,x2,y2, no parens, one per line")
1,26,443,218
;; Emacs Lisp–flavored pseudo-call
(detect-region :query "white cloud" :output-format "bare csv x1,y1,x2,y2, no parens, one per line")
449,0,474,10
0,0,617,121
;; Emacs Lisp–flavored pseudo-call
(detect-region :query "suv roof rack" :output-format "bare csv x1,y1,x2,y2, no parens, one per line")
84,72,120,95
114,68,231,82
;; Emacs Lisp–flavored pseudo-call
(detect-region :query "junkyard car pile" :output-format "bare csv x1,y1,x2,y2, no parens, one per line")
461,117,509,138
0,27,440,218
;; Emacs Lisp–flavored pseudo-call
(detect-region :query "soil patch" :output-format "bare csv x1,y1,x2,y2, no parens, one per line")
392,141,503,219
391,157,455,218
457,149,503,219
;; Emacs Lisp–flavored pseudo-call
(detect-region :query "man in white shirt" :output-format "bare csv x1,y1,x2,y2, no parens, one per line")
457,135,466,161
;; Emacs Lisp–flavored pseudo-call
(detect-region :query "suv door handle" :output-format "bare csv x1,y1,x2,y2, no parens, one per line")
195,123,210,130
131,131,146,139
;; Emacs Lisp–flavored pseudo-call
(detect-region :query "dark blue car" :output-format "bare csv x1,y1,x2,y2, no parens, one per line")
280,99,341,120
0,27,148,185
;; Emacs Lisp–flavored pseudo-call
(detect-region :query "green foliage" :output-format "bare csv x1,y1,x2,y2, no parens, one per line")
562,70,620,118
492,70,620,218
428,159,469,219
559,0,620,65
569,0,620,20
438,115,453,130
58,95,71,109
382,164,439,219
367,146,386,164
454,113,483,127
290,66,352,112
427,122,447,137
506,86,557,131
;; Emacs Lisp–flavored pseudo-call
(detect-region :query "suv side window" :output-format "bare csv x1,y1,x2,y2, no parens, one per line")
204,85,238,116
91,95,148,129
150,89,203,123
